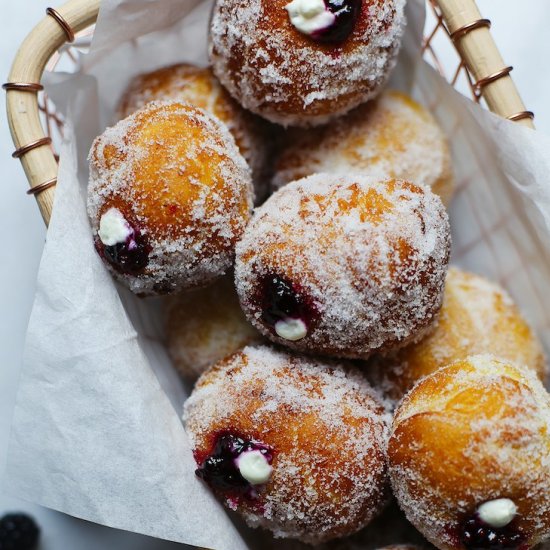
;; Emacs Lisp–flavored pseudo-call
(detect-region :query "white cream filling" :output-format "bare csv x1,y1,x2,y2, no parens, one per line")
98,208,132,246
236,450,273,485
285,0,335,36
275,318,308,341
477,498,517,528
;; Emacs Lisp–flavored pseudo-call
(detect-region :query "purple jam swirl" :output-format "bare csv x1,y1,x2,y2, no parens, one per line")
195,433,273,500
313,0,362,43
460,514,526,550
259,274,318,332
95,223,149,275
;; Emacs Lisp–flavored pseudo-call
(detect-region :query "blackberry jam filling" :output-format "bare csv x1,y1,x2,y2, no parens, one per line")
285,0,362,44
314,0,362,43
100,231,148,275
196,433,273,500
460,514,526,550
96,208,149,275
259,274,317,340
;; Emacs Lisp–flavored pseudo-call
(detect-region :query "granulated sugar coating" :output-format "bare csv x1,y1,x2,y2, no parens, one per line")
388,355,550,550
257,501,430,550
367,267,548,402
209,0,406,126
235,174,451,359
88,101,253,296
116,64,271,200
272,90,455,205
183,345,390,544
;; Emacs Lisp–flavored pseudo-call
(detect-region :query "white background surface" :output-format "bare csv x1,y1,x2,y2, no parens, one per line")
1,1,549,549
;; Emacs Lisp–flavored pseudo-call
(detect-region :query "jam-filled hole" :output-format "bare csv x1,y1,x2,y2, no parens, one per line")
285,0,362,44
195,433,273,501
460,510,526,550
95,208,149,275
259,274,318,341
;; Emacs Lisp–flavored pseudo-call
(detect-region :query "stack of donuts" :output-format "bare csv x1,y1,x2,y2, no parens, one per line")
86,0,550,548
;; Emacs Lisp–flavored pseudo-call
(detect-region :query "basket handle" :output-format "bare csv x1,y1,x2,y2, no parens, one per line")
436,0,535,129
5,0,99,225
4,0,535,227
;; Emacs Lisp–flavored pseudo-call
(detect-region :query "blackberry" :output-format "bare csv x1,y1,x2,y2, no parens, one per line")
0,513,40,550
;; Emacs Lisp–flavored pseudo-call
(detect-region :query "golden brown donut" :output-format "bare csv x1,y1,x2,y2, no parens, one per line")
117,63,271,200
183,345,390,544
388,355,550,550
272,90,455,205
235,174,451,359
325,502,431,550
88,101,253,295
367,268,548,401
209,0,406,126
258,501,430,550
166,276,262,380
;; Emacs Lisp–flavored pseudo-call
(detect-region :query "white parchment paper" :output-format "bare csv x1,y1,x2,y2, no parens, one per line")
4,0,550,549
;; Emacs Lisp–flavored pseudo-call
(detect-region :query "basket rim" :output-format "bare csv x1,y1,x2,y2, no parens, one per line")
3,0,534,227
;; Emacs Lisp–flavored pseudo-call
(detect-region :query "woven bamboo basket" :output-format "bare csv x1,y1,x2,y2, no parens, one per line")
4,0,536,228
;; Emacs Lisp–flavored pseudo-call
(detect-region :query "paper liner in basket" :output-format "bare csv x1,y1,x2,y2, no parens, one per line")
4,0,550,549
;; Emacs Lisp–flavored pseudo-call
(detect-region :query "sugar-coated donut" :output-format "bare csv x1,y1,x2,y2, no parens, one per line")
325,502,430,550
209,0,406,126
259,501,429,550
166,276,262,380
183,345,390,544
235,174,451,359
117,63,270,200
88,101,253,295
367,268,548,401
272,90,455,205
388,355,550,550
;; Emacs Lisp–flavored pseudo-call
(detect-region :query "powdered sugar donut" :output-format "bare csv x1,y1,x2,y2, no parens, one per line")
235,174,451,359
367,268,548,401
117,63,271,200
183,345,389,544
209,0,406,127
166,276,262,380
88,101,253,295
388,355,550,550
272,90,455,205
